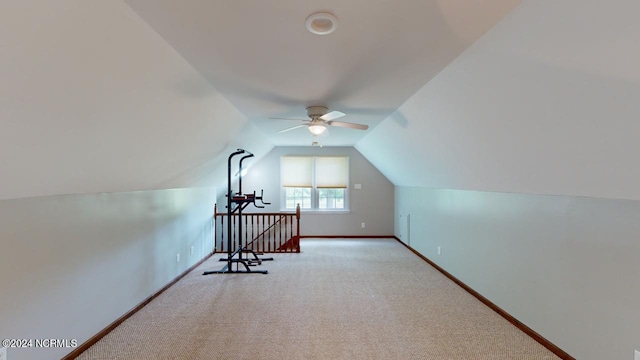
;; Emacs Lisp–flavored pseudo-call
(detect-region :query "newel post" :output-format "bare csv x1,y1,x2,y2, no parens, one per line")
213,203,218,252
295,203,301,252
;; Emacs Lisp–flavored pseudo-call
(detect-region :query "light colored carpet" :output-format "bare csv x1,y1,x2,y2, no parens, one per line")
77,238,559,359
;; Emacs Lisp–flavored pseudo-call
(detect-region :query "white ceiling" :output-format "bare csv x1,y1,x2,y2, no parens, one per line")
5,0,640,202
125,0,520,146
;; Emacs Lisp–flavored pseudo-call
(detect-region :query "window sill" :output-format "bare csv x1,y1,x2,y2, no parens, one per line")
281,209,350,215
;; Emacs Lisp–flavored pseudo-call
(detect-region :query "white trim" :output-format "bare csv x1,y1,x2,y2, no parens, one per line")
280,156,349,212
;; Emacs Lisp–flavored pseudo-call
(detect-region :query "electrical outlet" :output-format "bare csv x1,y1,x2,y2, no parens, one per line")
0,346,7,360
190,246,194,255
634,349,639,360
437,246,441,255
361,222,365,228
176,253,180,263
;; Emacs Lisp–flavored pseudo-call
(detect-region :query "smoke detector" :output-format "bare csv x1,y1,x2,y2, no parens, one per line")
305,12,338,35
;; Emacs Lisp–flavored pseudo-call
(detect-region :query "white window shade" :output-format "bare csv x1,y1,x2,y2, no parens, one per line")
316,157,348,188
281,156,314,187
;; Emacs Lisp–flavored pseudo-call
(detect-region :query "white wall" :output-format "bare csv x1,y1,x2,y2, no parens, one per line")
0,0,271,201
0,3,269,359
356,3,640,358
220,146,394,237
396,186,640,360
0,186,216,360
358,0,640,201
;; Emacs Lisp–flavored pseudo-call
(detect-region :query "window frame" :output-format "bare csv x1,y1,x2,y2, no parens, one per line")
280,156,349,213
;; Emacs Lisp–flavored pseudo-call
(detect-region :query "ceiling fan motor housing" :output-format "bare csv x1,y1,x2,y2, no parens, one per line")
306,106,328,118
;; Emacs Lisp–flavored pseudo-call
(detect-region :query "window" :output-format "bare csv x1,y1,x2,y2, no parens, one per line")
281,156,348,211
318,188,345,209
285,187,311,209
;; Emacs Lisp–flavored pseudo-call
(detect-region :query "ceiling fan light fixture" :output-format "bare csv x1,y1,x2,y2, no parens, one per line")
308,124,327,135
305,12,338,35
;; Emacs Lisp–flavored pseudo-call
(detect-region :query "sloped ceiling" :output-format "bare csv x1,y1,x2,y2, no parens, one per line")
6,0,637,202
357,0,640,200
1,0,522,200
124,0,520,146
0,1,272,200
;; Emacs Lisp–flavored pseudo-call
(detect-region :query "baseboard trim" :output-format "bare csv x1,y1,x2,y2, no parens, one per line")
300,235,395,239
63,238,574,359
62,251,216,360
392,236,575,360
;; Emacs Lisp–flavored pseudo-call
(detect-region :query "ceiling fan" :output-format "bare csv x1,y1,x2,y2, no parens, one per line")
272,106,369,135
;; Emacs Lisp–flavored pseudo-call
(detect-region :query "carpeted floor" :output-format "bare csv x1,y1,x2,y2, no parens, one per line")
77,238,559,359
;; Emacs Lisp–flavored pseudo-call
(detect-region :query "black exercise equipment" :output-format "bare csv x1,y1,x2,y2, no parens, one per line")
203,149,272,275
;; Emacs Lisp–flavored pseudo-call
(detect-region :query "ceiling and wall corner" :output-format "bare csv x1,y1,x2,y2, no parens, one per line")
357,0,640,201
4,0,639,203
2,2,639,359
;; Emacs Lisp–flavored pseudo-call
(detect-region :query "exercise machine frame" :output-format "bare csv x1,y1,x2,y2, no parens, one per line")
203,149,272,275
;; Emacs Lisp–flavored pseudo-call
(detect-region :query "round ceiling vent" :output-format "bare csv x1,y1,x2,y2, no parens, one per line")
305,12,338,35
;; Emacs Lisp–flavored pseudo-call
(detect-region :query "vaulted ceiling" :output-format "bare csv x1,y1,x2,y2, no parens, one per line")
2,0,640,201
125,0,520,146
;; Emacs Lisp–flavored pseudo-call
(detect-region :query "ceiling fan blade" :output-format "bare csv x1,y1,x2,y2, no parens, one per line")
326,121,369,130
270,117,309,121
319,111,345,121
277,124,307,133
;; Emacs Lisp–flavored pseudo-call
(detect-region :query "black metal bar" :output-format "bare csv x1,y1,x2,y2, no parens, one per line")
204,149,271,275
228,150,245,261
237,153,253,262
